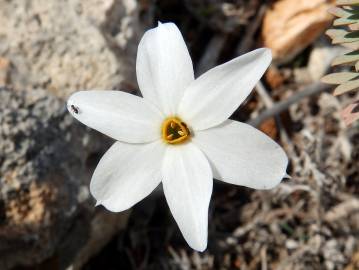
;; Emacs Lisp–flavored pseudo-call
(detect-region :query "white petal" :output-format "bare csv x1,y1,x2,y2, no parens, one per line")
67,90,163,143
136,22,194,115
178,48,272,130
162,143,213,251
193,120,288,189
90,140,165,212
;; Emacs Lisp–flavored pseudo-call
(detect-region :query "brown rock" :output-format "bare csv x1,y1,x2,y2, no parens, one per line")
259,118,278,140
265,66,286,89
0,58,11,85
262,0,334,63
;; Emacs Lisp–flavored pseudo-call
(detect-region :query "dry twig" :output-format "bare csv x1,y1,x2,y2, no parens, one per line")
248,82,331,127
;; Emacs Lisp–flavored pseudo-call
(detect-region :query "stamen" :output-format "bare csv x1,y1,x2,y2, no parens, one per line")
161,117,191,144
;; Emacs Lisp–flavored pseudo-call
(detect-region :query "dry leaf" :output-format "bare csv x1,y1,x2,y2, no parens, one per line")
340,101,359,125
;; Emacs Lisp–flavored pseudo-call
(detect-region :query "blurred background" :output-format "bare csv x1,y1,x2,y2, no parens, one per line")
0,0,358,269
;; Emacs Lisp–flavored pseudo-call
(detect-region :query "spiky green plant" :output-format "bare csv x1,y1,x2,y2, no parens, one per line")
322,0,359,125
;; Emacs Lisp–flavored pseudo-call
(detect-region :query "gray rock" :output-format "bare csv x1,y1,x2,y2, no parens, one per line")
0,87,128,269
0,0,142,99
0,1,146,268
308,38,349,81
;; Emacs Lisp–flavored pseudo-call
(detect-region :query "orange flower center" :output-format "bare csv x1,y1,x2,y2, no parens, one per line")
161,117,191,144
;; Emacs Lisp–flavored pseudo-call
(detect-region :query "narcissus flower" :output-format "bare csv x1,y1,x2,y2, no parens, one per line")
67,22,288,251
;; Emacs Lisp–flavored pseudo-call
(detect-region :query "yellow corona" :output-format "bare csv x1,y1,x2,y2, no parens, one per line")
161,117,191,144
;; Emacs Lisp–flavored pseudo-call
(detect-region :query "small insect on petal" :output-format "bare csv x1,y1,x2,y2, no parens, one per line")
71,104,80,114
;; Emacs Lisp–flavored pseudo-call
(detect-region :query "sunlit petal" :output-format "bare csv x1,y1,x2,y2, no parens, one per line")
90,140,165,212
193,120,288,189
178,48,272,130
136,22,194,115
162,143,213,251
67,90,163,143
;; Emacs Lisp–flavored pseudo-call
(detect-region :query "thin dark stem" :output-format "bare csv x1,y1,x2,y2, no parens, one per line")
248,83,331,127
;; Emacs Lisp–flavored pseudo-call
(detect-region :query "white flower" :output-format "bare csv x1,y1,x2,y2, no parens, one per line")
67,22,288,251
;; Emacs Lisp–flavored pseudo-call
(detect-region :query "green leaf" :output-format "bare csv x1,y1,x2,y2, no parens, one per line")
326,29,359,44
326,29,347,39
331,6,359,16
321,72,359,84
333,79,359,95
332,51,359,65
334,18,357,26
337,0,359,6
329,7,352,18
349,22,359,31
342,40,359,50
331,6,359,25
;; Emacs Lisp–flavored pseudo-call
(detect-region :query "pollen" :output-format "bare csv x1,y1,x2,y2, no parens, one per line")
162,117,191,144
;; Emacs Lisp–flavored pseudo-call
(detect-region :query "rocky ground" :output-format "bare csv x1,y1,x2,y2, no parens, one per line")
0,0,358,269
